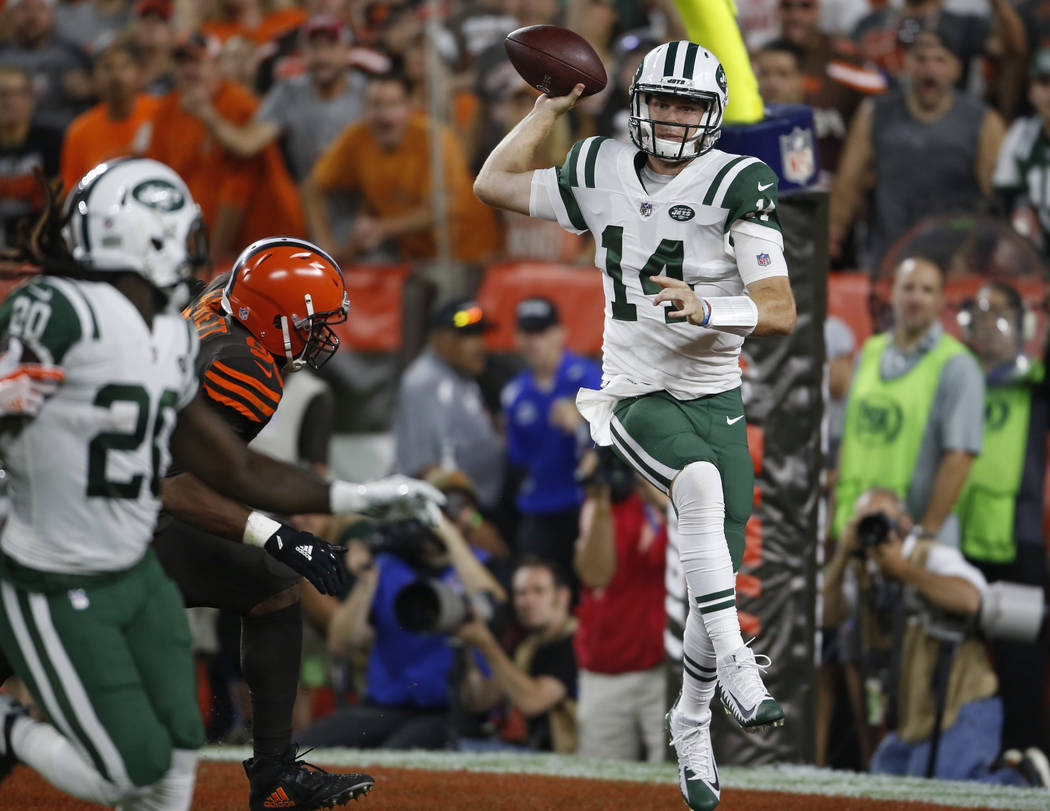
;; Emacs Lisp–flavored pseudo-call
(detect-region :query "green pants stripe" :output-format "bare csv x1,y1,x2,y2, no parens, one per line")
3,581,129,783
610,388,755,572
0,550,204,788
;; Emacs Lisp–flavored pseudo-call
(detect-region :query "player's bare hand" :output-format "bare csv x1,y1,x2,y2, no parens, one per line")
651,276,710,326
534,83,585,116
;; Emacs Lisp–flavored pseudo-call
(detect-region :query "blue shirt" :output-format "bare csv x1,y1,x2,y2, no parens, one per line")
366,552,488,709
502,351,602,514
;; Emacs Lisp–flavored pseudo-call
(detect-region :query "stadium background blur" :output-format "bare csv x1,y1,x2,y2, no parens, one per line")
0,0,1048,785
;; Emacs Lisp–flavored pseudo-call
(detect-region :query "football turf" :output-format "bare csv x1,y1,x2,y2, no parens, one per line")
5,746,1047,809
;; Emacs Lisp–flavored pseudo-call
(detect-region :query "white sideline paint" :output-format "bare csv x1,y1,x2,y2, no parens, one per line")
199,747,1048,810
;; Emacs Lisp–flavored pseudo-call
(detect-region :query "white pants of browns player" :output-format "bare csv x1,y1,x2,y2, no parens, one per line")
577,666,666,762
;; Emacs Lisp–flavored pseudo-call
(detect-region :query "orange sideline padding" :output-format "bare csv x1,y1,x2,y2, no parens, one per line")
477,262,605,356
333,265,412,352
827,271,873,344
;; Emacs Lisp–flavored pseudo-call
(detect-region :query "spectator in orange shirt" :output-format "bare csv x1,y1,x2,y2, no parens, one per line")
304,71,502,264
202,0,307,46
148,32,304,265
60,35,160,191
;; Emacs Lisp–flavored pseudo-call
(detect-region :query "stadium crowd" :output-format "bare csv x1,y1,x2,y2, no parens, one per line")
1,0,1049,792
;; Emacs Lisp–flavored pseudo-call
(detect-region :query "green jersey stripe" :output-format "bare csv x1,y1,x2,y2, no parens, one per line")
566,139,584,187
702,156,748,205
48,277,100,339
663,41,680,77
683,42,699,77
584,137,606,188
554,167,587,231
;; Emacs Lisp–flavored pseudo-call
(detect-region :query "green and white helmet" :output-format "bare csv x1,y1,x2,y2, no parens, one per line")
62,158,208,301
628,41,728,161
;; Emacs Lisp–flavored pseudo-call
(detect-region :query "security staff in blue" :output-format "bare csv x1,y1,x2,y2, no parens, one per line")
501,298,602,595
956,281,1049,759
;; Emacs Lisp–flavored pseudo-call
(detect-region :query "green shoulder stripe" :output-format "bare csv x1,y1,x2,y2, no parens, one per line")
0,277,85,365
561,139,585,188
702,155,748,206
720,161,782,235
583,137,608,188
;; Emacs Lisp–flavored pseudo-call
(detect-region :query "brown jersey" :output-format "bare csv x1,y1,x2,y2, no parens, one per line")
183,274,285,444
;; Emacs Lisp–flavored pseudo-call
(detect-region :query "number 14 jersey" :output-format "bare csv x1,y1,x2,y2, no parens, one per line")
531,136,783,399
0,277,199,574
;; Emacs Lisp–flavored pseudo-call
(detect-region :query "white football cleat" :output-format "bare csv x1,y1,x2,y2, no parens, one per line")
666,693,720,811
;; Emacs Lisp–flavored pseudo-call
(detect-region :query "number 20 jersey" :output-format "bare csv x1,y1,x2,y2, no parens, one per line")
0,276,199,574
532,136,783,399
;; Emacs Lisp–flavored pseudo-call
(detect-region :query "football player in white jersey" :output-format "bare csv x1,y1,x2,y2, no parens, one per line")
475,42,796,811
0,159,439,810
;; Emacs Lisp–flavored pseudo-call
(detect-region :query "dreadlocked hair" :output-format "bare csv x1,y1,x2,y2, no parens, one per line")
0,168,83,278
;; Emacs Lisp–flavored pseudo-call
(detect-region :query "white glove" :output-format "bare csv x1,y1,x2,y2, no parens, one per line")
330,475,446,519
0,365,63,417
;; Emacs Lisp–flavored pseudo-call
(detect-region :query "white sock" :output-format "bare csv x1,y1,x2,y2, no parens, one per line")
120,749,199,811
673,461,744,659
679,605,717,718
8,714,129,805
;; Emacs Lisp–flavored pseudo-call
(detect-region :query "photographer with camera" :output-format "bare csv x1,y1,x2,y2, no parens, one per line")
825,488,1048,786
455,557,578,753
296,510,506,750
956,281,1049,758
572,447,669,762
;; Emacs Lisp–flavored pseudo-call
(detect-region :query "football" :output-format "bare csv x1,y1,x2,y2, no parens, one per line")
504,25,607,98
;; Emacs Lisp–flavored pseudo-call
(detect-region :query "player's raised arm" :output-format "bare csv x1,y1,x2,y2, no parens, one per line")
473,84,585,215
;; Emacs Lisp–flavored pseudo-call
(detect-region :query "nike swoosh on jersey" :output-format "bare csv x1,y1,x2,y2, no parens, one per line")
757,181,774,191
254,360,274,379
727,415,744,425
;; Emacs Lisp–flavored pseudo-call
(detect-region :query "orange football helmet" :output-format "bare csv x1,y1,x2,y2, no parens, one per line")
222,237,349,370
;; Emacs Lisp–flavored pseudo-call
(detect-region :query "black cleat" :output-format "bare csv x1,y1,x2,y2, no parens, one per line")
243,745,374,810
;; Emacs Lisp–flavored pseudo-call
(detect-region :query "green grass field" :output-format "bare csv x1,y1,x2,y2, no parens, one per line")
202,746,1050,810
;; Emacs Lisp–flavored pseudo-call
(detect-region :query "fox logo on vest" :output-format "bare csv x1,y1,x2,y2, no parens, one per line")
985,396,1011,431
855,393,903,444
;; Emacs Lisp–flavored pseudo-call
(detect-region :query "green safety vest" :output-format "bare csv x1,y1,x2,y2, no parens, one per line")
833,331,969,537
956,362,1044,563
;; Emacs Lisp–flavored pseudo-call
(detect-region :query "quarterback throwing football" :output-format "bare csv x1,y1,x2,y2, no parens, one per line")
475,41,795,811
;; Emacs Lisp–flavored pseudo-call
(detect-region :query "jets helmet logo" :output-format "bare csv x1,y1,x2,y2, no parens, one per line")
132,179,186,212
715,65,727,93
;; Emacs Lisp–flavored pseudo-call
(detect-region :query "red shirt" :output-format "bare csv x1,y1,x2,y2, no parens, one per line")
574,494,667,674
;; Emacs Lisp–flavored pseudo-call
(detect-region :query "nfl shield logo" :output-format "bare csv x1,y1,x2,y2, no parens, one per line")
639,201,653,218
779,126,816,185
757,253,771,266
238,306,250,320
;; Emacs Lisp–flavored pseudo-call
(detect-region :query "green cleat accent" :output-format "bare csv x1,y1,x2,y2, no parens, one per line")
666,693,720,811
716,643,785,732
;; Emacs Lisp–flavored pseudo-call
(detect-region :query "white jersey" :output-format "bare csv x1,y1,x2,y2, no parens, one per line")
532,137,784,399
0,276,199,574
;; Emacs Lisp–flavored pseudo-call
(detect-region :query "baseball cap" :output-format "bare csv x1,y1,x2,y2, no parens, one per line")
516,297,560,333
907,26,962,60
1032,48,1050,78
173,31,221,61
429,297,493,334
132,0,171,20
303,14,351,45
